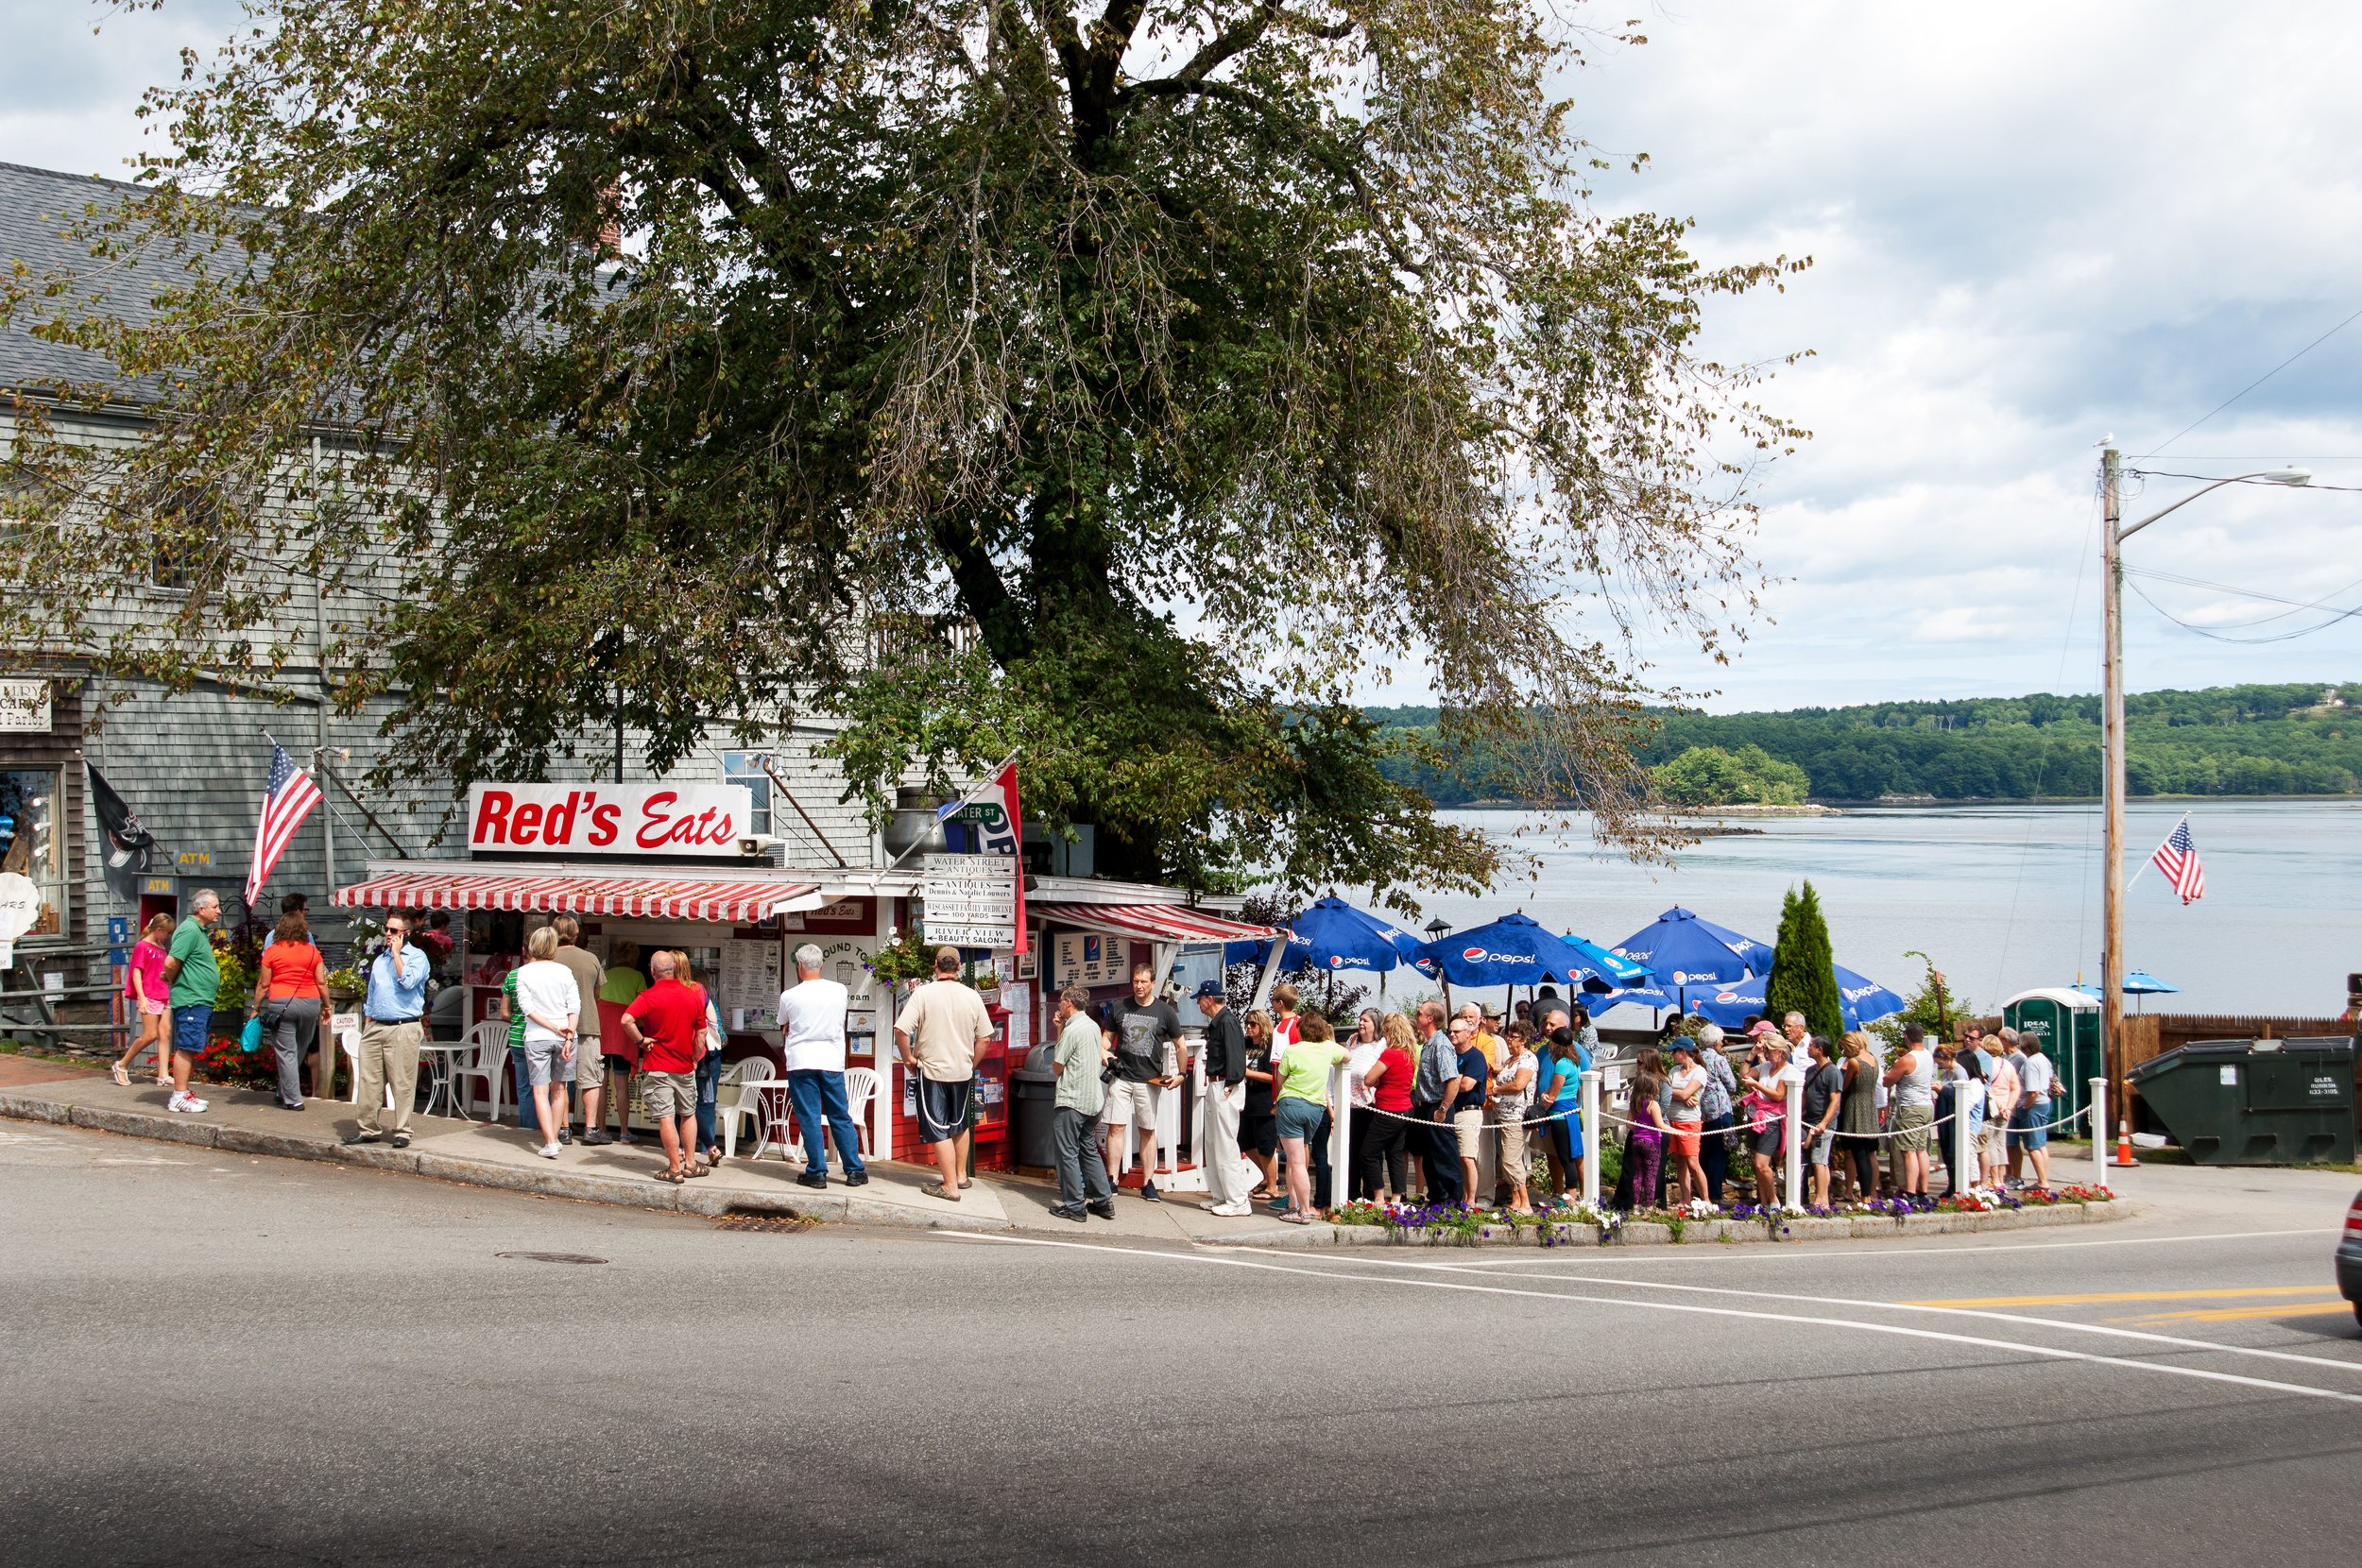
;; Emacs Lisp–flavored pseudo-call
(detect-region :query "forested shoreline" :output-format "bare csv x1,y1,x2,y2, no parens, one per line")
1373,682,2362,806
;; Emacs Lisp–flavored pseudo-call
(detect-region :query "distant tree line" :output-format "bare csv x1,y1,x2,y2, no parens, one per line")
1369,681,2362,804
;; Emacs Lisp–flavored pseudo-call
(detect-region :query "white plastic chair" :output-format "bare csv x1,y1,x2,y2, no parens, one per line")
842,1066,879,1156
448,1019,508,1123
340,1034,397,1110
720,1058,790,1161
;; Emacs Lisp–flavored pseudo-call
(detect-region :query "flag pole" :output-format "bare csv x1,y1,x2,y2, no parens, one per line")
881,750,1020,872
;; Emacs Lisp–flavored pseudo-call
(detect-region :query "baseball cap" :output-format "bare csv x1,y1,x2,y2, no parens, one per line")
1192,980,1224,1000
1747,1019,1776,1038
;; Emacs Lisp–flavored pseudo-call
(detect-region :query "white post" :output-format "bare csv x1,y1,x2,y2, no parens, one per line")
1579,1068,1601,1209
1330,1063,1352,1209
1950,1082,1973,1195
2090,1075,2112,1185
875,1059,896,1165
1783,1071,1804,1211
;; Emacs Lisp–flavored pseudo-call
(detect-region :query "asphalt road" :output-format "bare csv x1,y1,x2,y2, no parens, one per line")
4,1121,2358,1567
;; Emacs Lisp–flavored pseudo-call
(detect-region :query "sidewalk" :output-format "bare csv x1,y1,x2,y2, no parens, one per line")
0,1059,1319,1243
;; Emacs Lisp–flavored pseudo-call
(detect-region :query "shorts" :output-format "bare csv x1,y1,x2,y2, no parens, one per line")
138,997,169,1018
1753,1117,1787,1160
1452,1107,1485,1158
1239,1113,1278,1157
1889,1102,1933,1152
523,1036,576,1087
916,1076,975,1144
1979,1123,2008,1162
1496,1117,1529,1181
170,1004,213,1057
1668,1123,1702,1160
641,1070,696,1119
1807,1131,1835,1167
2010,1102,2049,1150
1275,1096,1326,1143
1102,1076,1161,1132
573,1041,606,1089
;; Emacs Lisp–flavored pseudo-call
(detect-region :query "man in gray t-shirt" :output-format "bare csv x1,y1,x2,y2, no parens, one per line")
1048,986,1114,1221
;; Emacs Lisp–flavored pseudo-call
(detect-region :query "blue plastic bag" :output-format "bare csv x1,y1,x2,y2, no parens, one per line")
240,1014,264,1053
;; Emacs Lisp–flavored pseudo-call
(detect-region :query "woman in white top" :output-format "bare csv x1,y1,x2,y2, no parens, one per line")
1344,1009,1386,1203
1488,1022,1539,1214
1883,1031,1937,1197
511,925,581,1159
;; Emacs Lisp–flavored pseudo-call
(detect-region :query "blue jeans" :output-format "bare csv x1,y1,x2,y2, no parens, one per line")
694,1048,724,1153
786,1068,867,1178
509,1045,547,1136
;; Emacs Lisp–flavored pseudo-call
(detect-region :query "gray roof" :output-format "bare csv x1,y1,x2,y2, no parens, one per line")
0,160,187,405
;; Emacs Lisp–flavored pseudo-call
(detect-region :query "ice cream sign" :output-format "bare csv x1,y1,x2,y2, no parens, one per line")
468,782,754,858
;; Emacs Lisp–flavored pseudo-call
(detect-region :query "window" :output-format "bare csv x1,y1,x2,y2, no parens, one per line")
148,488,222,591
0,768,63,936
720,751,772,836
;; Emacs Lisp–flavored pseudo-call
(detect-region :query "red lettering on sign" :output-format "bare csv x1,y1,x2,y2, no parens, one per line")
472,790,514,844
510,802,543,842
636,792,736,849
589,802,620,846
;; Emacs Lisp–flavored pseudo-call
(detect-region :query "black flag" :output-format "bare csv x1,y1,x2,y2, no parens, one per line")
85,762,157,902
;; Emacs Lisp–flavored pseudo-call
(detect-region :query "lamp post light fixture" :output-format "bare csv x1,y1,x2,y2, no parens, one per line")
2097,448,2310,1150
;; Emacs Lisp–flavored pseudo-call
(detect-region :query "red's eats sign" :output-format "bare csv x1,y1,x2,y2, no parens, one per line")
466,783,752,858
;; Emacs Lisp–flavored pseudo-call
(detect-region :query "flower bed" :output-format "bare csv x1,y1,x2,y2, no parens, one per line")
1323,1185,2114,1247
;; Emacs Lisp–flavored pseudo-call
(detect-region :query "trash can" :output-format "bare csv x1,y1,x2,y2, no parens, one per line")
2002,988,2103,1131
1008,1065,1060,1174
2127,1036,2356,1165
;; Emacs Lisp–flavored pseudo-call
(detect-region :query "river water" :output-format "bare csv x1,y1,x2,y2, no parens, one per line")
1378,801,2360,1020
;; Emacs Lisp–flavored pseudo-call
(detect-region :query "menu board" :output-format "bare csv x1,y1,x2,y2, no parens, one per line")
721,936,783,1031
1051,932,1131,989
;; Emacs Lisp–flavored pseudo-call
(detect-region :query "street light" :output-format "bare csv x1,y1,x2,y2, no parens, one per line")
2097,448,2312,1150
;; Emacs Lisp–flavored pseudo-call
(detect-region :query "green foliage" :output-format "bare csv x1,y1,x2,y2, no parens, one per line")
5,0,1806,906
1651,743,1808,806
1869,953,1973,1051
1761,880,1841,1040
1373,682,2362,804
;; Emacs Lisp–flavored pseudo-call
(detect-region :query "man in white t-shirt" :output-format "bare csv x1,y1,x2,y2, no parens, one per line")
894,946,996,1202
778,942,866,1190
512,924,581,1161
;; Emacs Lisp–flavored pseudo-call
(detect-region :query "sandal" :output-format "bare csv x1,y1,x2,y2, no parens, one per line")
959,1177,973,1190
111,1063,130,1086
1280,1211,1312,1224
682,1163,711,1179
920,1181,960,1201
653,1168,685,1185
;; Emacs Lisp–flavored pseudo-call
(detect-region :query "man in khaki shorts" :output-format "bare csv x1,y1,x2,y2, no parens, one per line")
550,916,609,1144
619,950,708,1183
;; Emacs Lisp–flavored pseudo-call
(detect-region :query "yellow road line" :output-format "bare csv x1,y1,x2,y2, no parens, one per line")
1904,1286,2330,1308
2124,1301,2353,1324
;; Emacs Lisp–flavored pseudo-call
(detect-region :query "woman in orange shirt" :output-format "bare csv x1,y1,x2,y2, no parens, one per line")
252,911,330,1110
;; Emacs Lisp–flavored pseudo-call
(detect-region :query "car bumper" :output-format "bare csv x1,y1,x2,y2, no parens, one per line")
2338,1237,2362,1304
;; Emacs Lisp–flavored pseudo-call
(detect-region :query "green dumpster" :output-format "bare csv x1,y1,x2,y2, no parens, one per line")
2126,1037,2356,1165
2001,988,2102,1133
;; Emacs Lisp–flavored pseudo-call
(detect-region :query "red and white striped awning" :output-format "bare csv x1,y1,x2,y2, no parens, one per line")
1038,902,1275,945
334,868,823,924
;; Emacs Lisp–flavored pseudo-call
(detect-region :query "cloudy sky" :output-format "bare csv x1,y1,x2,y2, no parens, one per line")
7,1,2359,714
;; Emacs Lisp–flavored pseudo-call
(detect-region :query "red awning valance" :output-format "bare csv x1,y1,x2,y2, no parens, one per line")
334,869,822,924
1039,902,1274,945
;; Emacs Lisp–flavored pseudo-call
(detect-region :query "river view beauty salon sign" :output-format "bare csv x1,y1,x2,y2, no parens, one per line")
467,782,755,858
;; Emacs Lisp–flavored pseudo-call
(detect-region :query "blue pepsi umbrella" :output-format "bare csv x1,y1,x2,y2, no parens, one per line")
1594,907,1772,1012
1412,912,1622,993
2072,969,2180,997
1679,964,1907,1031
1224,895,1426,973
1561,931,1652,989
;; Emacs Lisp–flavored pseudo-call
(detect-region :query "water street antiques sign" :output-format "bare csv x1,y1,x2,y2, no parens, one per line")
921,853,1018,947
467,782,754,859
0,680,51,732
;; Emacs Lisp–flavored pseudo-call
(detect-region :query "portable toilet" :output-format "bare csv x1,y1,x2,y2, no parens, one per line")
2000,988,2103,1133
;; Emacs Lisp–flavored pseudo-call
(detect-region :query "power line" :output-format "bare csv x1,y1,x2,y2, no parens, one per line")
2148,301,2362,455
2126,576,2362,644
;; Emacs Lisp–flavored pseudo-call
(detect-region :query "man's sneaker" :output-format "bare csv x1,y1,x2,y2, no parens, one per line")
1049,1205,1088,1223
796,1170,830,1190
579,1130,613,1147
558,1127,573,1146
1207,1201,1252,1218
1138,1180,1162,1203
538,1142,561,1159
342,1131,382,1146
1087,1202,1117,1220
843,1170,869,1186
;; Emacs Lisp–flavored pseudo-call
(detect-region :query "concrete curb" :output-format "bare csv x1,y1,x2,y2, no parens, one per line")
1210,1196,2131,1250
0,1088,1016,1236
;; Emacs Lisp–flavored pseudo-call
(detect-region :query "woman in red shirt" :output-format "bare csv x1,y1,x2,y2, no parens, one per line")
251,912,330,1110
1358,1013,1418,1203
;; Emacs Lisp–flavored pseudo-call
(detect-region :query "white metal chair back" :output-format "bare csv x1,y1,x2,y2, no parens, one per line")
447,1017,508,1122
719,1056,786,1161
842,1066,879,1155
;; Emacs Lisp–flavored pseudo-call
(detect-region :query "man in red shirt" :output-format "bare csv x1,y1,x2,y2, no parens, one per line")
619,951,707,1183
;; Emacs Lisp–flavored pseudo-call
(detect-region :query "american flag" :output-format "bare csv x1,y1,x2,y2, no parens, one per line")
245,743,322,909
2150,813,2205,905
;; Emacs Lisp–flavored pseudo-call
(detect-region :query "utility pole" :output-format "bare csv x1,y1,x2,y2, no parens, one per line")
312,435,337,1100
2098,445,2127,1157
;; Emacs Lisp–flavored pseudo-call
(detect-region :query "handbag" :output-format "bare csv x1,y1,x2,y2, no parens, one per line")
239,1014,265,1052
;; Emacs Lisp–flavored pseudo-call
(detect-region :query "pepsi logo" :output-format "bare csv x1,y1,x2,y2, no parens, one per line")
1716,991,1738,1004
1330,955,1346,969
1462,946,1488,962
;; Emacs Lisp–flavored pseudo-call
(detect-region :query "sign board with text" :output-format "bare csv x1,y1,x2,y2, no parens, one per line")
1051,931,1133,990
467,782,753,859
0,679,51,732
921,853,1018,946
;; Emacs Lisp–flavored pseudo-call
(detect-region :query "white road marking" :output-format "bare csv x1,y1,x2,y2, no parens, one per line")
1240,1248,2362,1379
1411,1227,2341,1267
939,1232,2362,1408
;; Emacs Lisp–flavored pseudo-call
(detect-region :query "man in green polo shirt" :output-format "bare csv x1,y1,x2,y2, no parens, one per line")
159,889,222,1115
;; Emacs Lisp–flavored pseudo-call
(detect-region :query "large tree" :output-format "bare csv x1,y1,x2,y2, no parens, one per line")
4,0,1801,903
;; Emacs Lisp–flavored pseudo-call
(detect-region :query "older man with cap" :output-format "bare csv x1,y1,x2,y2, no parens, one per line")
1192,979,1256,1217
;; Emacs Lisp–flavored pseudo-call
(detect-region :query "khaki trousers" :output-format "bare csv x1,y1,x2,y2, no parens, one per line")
356,1018,423,1135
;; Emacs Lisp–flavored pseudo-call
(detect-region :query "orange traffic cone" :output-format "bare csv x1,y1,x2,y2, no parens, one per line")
2115,1120,2134,1169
